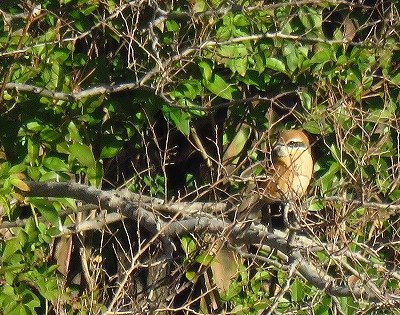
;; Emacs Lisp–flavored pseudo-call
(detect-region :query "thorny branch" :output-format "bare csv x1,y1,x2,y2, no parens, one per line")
13,180,400,305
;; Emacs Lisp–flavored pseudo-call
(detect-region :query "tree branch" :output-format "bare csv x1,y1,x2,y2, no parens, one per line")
15,180,400,305
164,217,400,305
3,32,367,103
325,196,400,212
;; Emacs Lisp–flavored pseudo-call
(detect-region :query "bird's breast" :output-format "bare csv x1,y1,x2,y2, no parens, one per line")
269,152,313,201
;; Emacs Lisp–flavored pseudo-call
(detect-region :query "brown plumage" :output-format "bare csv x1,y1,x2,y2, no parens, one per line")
211,130,313,293
238,130,313,219
262,129,313,202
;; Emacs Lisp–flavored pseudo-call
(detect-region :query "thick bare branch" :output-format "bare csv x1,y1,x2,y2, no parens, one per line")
164,217,400,305
15,180,400,304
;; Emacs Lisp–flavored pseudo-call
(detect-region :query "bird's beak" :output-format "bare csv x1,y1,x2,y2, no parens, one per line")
273,143,288,157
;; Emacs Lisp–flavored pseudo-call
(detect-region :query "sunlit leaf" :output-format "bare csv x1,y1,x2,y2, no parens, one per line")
264,57,287,74
198,61,212,81
43,157,69,172
181,236,196,256
69,143,96,168
10,177,30,192
162,106,191,136
30,198,60,226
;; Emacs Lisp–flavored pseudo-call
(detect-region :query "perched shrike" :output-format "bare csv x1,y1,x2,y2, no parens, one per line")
238,130,313,223
211,130,313,292
262,129,313,203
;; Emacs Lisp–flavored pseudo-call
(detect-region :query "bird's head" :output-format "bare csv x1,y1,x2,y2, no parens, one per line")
273,130,311,166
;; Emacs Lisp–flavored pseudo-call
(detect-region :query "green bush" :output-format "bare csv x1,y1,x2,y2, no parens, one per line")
0,0,399,313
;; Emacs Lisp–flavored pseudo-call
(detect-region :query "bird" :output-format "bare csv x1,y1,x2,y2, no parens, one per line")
237,129,314,225
210,130,313,293
262,129,313,203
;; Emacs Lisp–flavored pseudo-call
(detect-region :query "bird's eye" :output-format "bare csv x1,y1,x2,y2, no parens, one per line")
287,141,305,148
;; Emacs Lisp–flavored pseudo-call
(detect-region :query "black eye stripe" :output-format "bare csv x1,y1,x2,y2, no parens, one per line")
286,141,306,148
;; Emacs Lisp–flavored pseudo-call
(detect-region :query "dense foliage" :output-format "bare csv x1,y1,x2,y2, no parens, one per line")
0,0,400,314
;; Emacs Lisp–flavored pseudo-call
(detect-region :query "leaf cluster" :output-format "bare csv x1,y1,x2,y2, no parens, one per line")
0,0,400,313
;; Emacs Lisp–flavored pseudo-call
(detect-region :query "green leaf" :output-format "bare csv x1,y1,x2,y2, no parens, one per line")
26,121,43,132
223,125,251,164
218,44,248,76
85,95,105,114
198,61,212,81
25,269,59,301
40,128,60,143
56,142,69,155
9,164,27,174
171,80,202,100
87,161,104,187
339,296,356,315
192,0,206,12
389,189,400,201
43,157,69,172
309,49,331,64
2,237,21,262
185,270,196,281
52,48,70,62
181,236,196,256
196,252,213,266
48,61,61,89
166,20,180,32
0,162,10,179
264,57,286,74
24,297,41,313
290,278,306,302
221,280,243,301
24,218,39,242
283,42,299,72
308,200,324,211
82,4,98,16
391,72,400,85
100,136,123,159
39,171,64,182
30,199,59,226
10,176,30,192
302,120,321,134
163,106,191,136
204,74,237,100
299,7,322,30
67,121,82,143
313,296,331,315
233,14,250,27
3,91,13,100
69,143,96,168
298,90,312,110
318,161,340,194
199,60,239,100
7,303,29,315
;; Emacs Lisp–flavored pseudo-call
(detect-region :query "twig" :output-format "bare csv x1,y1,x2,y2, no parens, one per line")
324,196,400,212
265,259,300,315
